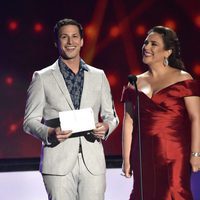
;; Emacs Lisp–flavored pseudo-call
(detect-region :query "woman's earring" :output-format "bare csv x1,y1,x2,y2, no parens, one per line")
163,57,168,67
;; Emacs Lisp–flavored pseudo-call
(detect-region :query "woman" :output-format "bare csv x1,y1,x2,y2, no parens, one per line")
121,26,200,200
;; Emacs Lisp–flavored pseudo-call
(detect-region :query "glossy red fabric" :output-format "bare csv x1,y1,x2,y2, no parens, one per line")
121,80,200,200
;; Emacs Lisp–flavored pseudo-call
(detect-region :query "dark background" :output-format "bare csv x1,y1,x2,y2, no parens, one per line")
1,0,200,159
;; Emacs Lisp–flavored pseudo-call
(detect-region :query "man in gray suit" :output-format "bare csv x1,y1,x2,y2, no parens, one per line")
23,18,119,200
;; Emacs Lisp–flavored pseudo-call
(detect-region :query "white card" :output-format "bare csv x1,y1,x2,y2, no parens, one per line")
59,108,96,133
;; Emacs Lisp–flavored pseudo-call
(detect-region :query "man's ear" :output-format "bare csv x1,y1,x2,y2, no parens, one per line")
81,38,84,47
54,42,57,48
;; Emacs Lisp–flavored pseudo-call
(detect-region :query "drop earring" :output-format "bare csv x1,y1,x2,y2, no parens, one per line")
163,57,168,67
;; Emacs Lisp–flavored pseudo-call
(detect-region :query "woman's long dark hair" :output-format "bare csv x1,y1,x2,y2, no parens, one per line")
148,26,185,70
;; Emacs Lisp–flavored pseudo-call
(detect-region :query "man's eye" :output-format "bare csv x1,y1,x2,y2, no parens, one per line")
60,35,67,39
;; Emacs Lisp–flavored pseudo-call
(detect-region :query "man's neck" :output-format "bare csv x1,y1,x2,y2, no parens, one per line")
61,57,80,74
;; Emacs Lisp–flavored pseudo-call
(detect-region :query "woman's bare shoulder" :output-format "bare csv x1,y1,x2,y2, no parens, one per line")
137,71,149,78
137,71,150,83
136,72,152,94
179,70,193,80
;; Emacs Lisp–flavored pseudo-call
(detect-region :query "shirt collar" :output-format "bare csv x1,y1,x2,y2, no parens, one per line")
58,57,89,73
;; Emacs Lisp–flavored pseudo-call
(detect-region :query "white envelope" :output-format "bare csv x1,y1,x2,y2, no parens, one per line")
59,108,96,133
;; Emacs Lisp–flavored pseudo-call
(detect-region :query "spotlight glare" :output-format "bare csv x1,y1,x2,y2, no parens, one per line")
107,73,118,87
85,24,97,38
8,20,19,31
34,22,43,33
164,19,177,30
131,68,142,75
5,76,14,86
9,123,18,134
194,15,200,28
193,64,200,75
109,26,120,38
135,25,146,36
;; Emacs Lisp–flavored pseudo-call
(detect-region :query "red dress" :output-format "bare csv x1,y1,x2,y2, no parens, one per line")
121,79,200,200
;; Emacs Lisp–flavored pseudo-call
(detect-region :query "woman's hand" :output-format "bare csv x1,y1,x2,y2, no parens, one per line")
190,156,200,172
122,160,132,178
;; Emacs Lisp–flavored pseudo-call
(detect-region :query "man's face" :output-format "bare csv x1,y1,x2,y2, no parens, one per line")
56,24,83,60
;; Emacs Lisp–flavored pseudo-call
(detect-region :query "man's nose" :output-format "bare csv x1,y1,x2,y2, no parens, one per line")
67,37,72,44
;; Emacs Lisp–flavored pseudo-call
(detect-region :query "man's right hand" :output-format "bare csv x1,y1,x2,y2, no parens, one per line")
48,127,73,143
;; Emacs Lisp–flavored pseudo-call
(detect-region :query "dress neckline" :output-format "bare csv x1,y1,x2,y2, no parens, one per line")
141,79,194,100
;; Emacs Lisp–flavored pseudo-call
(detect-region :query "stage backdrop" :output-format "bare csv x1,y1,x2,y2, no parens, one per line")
0,0,200,159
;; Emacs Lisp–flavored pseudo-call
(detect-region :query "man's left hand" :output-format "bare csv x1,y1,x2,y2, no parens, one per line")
93,122,109,139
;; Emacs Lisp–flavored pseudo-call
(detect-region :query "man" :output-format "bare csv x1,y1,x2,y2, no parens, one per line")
23,18,119,200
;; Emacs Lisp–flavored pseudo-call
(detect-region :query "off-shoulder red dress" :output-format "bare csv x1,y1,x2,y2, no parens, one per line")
121,79,200,200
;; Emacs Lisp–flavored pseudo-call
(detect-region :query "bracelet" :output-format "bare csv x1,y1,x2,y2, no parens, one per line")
191,152,200,157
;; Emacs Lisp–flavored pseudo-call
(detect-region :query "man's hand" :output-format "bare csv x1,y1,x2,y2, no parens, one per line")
93,122,109,139
48,127,73,143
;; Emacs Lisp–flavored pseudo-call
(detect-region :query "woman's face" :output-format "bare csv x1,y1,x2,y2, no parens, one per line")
142,32,169,67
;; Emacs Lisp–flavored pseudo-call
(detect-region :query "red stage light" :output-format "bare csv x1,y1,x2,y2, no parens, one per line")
193,64,200,75
131,68,142,75
8,20,18,31
135,25,146,36
107,73,118,87
85,24,97,38
194,15,200,28
8,123,18,134
5,76,14,86
34,22,43,33
109,26,120,38
164,19,177,30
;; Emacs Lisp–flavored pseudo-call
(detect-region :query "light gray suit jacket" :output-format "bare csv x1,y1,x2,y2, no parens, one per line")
23,60,119,176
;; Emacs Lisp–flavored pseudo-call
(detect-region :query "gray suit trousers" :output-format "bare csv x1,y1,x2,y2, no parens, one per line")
42,153,106,200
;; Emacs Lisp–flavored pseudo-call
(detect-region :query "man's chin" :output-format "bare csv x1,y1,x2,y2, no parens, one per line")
61,55,73,60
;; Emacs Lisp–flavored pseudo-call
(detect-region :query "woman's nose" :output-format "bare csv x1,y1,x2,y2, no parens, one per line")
143,43,150,50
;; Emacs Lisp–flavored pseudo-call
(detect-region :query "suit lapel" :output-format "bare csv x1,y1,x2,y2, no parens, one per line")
80,70,90,109
51,62,74,109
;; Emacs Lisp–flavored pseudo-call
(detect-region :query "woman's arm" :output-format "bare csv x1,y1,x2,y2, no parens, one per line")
184,96,200,172
122,102,134,177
